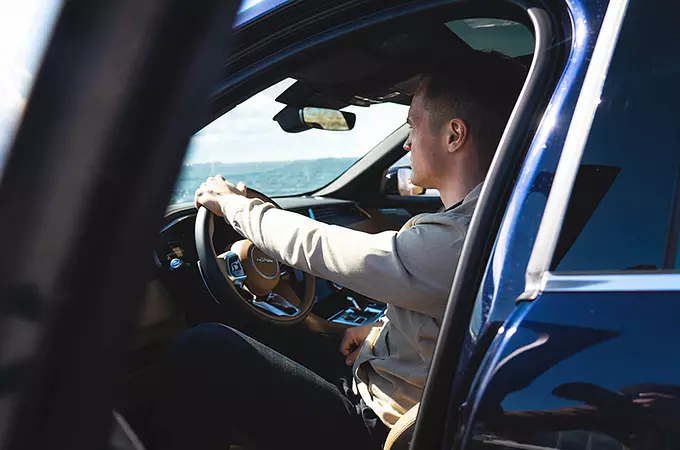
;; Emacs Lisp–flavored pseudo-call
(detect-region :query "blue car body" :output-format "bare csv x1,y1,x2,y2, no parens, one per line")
453,0,680,447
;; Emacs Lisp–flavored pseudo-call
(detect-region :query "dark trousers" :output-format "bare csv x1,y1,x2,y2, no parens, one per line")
156,323,387,450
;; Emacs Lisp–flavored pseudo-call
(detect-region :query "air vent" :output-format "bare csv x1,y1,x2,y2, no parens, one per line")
310,205,340,222
307,204,368,224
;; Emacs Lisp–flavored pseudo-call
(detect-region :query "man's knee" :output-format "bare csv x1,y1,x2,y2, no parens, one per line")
174,322,235,348
166,322,243,375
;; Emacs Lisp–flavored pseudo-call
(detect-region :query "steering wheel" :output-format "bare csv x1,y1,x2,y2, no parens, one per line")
195,188,316,325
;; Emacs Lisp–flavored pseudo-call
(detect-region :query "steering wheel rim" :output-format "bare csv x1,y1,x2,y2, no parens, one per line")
194,189,316,326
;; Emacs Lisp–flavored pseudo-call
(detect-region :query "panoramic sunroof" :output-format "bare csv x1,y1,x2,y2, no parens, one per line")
446,18,534,57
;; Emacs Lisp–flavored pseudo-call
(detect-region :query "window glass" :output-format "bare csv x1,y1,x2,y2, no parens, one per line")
172,79,407,203
551,1,680,272
446,18,534,57
389,152,441,198
391,153,411,168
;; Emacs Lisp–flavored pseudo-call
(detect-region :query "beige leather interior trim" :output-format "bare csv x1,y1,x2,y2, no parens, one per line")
230,240,280,296
383,403,419,450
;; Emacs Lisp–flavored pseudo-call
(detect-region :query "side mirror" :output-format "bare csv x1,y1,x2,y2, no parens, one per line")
382,166,425,196
273,106,356,133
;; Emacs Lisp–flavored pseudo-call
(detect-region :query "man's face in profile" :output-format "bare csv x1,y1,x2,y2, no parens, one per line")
404,89,446,189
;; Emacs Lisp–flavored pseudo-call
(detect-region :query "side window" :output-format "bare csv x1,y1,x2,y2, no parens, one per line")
390,152,411,168
388,153,442,198
550,2,680,273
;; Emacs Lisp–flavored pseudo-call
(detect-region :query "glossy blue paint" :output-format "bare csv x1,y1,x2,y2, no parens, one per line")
467,0,607,346
463,302,533,427
462,291,680,448
452,2,680,447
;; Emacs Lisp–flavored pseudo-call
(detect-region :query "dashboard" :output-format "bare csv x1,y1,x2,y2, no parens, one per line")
153,197,385,270
145,196,415,333
122,196,416,416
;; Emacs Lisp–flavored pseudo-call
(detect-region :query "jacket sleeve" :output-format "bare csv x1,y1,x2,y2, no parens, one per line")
220,196,465,319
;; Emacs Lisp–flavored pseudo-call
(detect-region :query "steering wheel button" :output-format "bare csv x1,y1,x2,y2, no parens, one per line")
169,258,184,271
224,252,245,278
231,261,243,274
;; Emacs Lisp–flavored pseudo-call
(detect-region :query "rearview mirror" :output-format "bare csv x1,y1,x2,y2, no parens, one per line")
382,166,425,196
274,106,356,133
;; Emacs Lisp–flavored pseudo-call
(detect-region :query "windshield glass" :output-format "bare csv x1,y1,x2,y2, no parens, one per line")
171,79,408,204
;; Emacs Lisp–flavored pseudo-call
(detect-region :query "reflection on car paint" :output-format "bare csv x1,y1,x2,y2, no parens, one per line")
465,293,680,449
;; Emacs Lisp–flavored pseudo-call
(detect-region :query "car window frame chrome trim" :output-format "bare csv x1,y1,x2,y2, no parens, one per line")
540,272,680,293
522,0,631,300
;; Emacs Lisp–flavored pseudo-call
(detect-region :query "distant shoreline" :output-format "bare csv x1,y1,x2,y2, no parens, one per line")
180,156,357,168
171,157,359,203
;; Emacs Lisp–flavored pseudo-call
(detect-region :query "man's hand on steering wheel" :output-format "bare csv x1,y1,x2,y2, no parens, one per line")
193,176,317,325
194,175,247,216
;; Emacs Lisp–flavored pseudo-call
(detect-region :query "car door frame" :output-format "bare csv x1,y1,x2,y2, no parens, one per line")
409,1,577,447
451,0,634,448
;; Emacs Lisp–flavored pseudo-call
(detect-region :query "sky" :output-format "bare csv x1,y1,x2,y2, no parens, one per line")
184,79,408,165
0,0,408,169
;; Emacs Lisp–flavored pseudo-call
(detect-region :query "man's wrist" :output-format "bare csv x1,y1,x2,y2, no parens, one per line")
219,195,251,221
218,197,230,218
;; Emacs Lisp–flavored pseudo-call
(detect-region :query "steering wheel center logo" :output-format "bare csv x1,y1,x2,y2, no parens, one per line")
250,247,279,279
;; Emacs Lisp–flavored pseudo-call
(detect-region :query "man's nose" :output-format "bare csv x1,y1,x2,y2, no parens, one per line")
403,139,411,152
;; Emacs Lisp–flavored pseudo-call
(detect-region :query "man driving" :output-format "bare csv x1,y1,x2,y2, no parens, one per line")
159,51,526,450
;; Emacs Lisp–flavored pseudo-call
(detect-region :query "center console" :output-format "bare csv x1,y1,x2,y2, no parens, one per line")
312,280,387,326
328,298,386,326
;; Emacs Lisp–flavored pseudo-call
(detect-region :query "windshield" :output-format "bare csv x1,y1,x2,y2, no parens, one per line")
171,79,408,204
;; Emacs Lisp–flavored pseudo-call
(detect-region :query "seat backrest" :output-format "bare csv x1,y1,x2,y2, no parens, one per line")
383,403,419,450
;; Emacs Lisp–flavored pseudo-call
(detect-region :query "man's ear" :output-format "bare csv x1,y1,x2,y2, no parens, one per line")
447,118,468,153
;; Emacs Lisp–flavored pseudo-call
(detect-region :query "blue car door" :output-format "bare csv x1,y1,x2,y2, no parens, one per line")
458,0,680,448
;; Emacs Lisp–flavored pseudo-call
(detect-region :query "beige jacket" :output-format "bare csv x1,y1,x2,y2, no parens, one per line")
221,184,482,427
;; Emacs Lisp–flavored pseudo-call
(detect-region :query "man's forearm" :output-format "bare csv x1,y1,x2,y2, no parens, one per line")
222,196,399,288
219,196,457,319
